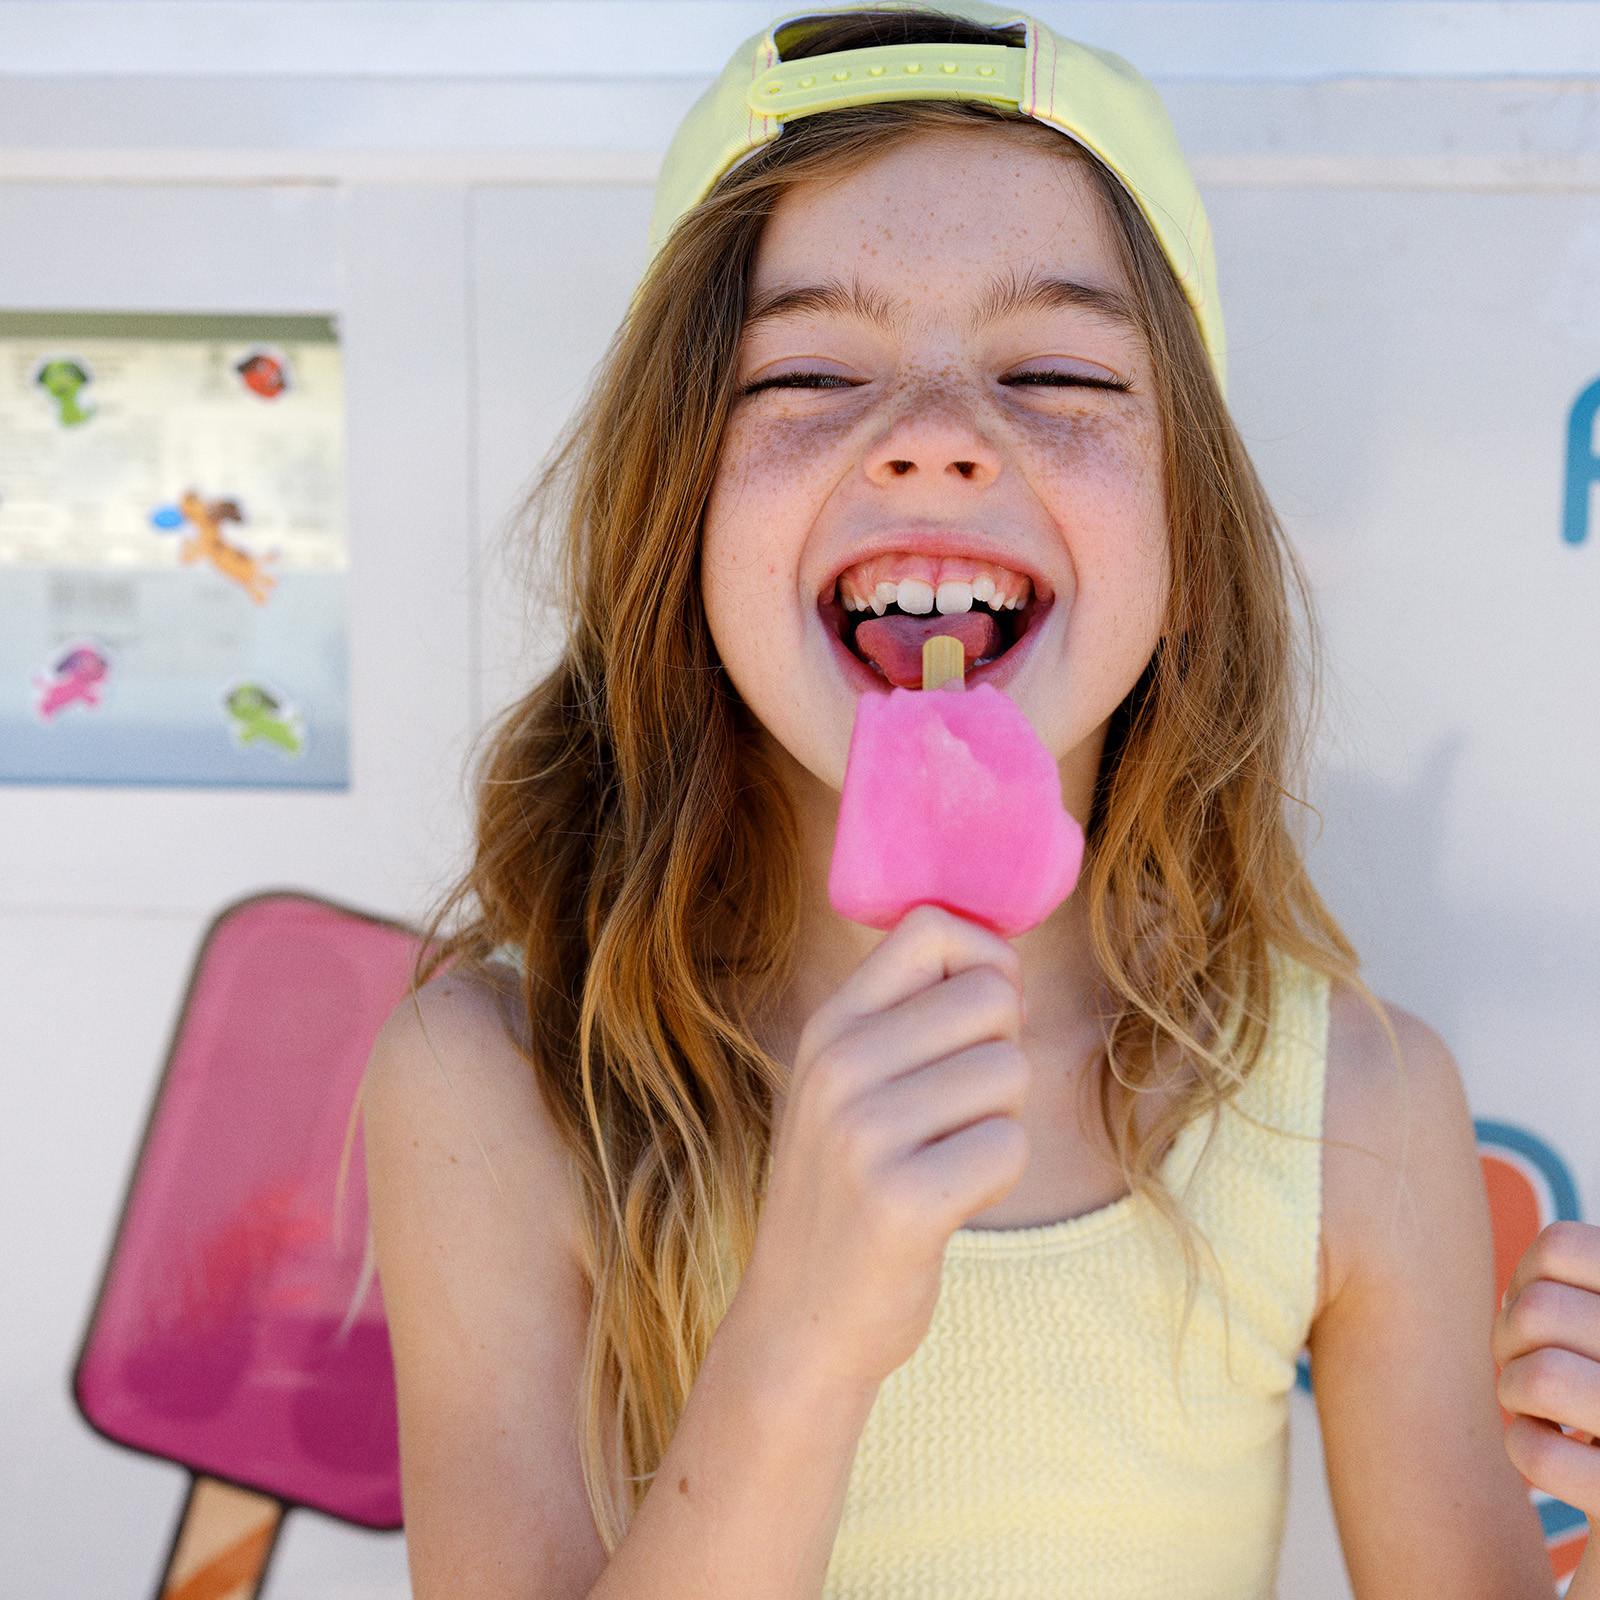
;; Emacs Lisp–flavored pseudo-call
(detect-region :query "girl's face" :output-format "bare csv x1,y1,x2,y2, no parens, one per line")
702,125,1169,811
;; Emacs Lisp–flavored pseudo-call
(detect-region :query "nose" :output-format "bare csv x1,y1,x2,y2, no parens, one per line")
867,385,1002,484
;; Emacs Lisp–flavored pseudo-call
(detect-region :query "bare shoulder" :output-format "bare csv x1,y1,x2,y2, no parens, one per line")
361,964,605,1598
1315,978,1473,1321
364,963,582,1268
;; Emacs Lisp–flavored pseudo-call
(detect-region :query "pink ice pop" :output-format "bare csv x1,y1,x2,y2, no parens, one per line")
828,637,1085,938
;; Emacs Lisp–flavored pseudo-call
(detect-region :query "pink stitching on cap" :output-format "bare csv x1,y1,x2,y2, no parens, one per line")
745,41,753,145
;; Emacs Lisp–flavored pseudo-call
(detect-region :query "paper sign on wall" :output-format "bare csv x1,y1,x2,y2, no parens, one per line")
0,310,349,788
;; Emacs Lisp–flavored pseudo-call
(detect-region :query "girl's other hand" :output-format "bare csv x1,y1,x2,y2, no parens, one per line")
1492,1219,1600,1520
734,903,1032,1395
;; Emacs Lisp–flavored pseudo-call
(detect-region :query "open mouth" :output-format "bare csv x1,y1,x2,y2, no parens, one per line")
819,585,1053,691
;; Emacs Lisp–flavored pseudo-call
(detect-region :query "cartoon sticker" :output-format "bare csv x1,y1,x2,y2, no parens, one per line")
31,353,97,427
233,346,293,401
31,638,112,721
176,490,280,605
222,680,306,758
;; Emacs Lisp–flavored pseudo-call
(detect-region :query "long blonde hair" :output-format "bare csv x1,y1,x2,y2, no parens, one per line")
342,5,1405,1555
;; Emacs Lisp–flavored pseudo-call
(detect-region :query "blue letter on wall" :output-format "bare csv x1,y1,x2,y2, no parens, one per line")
1565,377,1600,545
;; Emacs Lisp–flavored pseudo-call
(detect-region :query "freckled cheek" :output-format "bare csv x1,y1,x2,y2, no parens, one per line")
704,428,827,631
720,408,863,492
1020,408,1163,511
1019,415,1169,623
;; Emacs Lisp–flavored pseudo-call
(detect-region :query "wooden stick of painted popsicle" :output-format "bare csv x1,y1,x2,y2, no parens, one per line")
922,635,965,692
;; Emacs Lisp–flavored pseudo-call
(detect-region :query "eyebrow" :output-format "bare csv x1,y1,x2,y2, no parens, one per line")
742,267,1142,339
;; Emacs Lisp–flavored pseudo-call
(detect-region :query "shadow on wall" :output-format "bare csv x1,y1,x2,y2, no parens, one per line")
1309,729,1598,1033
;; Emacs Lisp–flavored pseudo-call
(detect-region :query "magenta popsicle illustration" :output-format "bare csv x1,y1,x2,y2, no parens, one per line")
828,636,1085,938
72,893,422,1598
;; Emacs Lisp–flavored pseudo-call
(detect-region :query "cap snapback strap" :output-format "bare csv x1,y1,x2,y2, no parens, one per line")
746,42,1028,122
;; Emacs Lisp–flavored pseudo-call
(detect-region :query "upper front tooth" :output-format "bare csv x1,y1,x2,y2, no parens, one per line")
874,581,895,615
935,580,973,614
972,576,996,604
896,578,935,614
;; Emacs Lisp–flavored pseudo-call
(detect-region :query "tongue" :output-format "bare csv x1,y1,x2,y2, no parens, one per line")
853,611,1000,690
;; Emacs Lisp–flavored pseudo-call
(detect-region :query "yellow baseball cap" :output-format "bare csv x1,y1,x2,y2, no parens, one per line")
643,1,1227,398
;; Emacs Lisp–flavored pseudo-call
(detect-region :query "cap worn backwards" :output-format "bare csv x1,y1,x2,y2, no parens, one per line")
641,0,1227,399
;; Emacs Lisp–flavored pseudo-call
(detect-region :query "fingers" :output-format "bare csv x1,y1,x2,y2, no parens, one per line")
1493,1225,1600,1520
805,904,1022,1051
1502,1414,1600,1520
1491,1278,1600,1369
1500,1220,1600,1311
865,1039,1031,1153
872,963,1024,1071
1498,1345,1600,1437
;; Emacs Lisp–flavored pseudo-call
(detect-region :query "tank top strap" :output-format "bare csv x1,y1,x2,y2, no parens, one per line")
1232,942,1332,1143
1180,941,1333,1362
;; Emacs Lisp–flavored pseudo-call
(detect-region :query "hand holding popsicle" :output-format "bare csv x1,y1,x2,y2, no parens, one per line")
735,900,1032,1393
729,641,1082,1394
828,636,1086,938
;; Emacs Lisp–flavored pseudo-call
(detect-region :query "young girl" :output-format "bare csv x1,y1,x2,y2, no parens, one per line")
356,4,1570,1595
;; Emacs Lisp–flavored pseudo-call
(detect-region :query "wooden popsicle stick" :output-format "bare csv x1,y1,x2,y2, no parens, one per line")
156,1474,285,1600
922,635,965,691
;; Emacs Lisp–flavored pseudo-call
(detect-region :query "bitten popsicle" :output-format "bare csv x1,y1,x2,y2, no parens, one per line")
827,635,1086,938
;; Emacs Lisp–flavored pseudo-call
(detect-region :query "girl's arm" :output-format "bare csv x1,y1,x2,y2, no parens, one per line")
363,972,880,1600
1493,1221,1600,1599
588,1291,881,1600
1305,987,1555,1597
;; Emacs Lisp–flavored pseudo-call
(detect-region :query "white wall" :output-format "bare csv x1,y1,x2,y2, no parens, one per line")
4,4,1597,1595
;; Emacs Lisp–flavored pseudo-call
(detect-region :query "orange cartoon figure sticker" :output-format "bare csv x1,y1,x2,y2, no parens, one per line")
176,490,280,605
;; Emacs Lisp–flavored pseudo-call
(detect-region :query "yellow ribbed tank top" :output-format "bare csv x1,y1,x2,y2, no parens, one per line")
487,938,1330,1598
817,942,1330,1600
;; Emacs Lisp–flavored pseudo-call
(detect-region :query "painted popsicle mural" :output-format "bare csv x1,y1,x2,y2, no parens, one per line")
72,893,426,1599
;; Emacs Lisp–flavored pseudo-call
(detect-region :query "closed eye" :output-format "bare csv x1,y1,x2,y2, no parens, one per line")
739,371,1132,395
739,372,857,398
1004,369,1132,392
